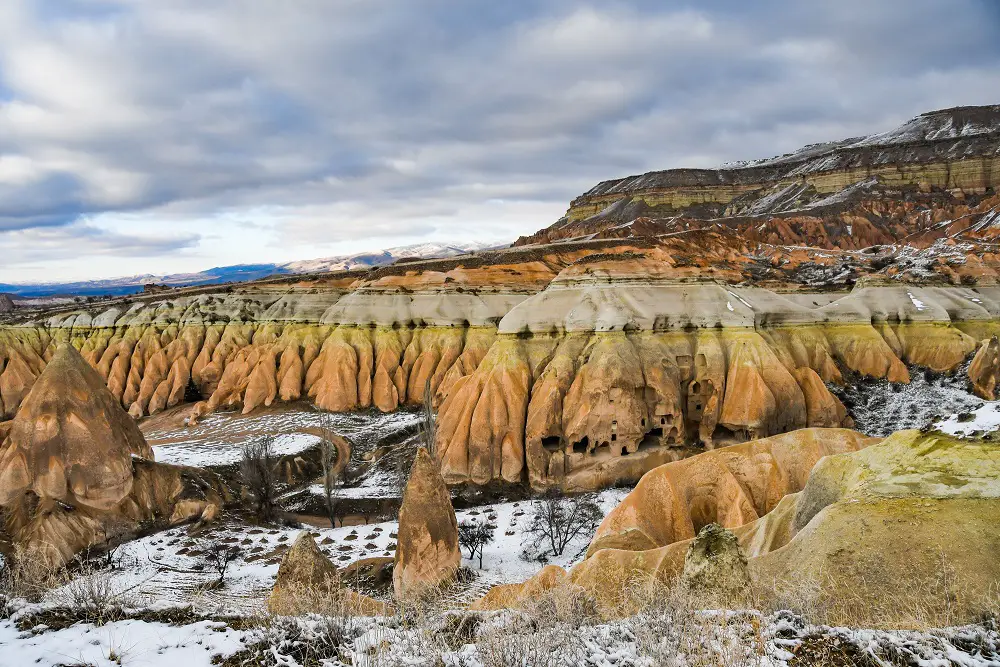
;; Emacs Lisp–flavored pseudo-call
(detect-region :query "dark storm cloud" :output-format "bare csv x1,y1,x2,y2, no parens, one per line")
0,0,998,278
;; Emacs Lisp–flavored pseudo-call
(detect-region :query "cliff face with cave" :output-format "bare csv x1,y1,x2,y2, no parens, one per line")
433,259,1000,489
3,105,1000,492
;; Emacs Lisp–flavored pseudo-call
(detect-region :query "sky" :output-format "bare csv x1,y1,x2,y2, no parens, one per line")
1,1,999,283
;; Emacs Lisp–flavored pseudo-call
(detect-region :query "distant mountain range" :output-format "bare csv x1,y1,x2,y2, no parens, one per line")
1,242,498,298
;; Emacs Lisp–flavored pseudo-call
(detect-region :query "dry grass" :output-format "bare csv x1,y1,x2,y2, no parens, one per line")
758,554,1000,631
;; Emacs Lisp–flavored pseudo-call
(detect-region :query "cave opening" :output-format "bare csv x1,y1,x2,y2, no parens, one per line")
541,436,562,452
572,437,589,454
639,427,663,450
183,378,202,403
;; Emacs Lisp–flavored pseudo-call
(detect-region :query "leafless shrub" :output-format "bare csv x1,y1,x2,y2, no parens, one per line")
418,378,436,458
202,542,241,586
476,615,588,667
629,580,766,667
0,545,68,602
241,435,279,522
522,492,603,560
458,521,496,568
318,414,346,527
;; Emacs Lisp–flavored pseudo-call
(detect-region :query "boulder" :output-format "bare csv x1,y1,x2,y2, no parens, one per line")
0,294,13,314
393,447,460,599
679,523,750,606
269,532,388,616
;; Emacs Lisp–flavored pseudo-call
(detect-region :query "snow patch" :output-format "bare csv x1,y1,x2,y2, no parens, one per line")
935,402,1000,438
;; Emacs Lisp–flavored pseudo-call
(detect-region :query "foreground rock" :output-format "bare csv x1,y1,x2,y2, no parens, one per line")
0,345,230,568
268,532,387,616
679,524,750,607
0,344,153,510
487,428,1000,625
393,447,460,600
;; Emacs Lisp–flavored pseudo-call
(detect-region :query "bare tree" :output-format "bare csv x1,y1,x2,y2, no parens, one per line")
419,378,436,458
458,521,496,568
523,492,603,560
241,435,279,522
202,542,240,585
396,378,437,496
318,414,346,527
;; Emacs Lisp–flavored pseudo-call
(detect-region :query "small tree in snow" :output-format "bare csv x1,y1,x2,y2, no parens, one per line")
318,414,346,527
458,521,496,568
203,542,240,586
241,435,279,522
523,492,603,560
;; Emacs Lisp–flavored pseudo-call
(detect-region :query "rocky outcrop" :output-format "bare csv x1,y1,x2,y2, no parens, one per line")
968,335,1000,399
393,447,460,599
586,428,875,555
679,524,750,606
494,428,1000,624
0,344,229,567
0,295,13,314
0,344,152,510
268,532,387,616
741,430,1000,623
520,106,1000,244
435,267,988,489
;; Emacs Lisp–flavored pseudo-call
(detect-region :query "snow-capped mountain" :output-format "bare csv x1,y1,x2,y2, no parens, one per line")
0,242,502,298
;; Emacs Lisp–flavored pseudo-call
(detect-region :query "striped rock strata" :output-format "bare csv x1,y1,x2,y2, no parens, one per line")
434,256,998,489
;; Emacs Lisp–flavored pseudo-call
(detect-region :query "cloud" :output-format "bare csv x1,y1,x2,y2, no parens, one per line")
0,0,998,280
1,218,200,282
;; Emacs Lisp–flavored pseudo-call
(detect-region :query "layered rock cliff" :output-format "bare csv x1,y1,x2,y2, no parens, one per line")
518,105,1000,246
433,255,1000,489
3,105,1000,493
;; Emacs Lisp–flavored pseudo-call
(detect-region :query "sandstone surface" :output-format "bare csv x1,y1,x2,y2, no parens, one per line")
586,427,876,555
393,447,460,599
0,344,229,567
498,429,1000,624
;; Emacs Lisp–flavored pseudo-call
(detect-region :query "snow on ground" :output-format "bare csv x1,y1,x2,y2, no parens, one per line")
0,617,249,667
48,489,629,616
146,404,422,468
833,365,982,437
452,490,630,591
935,401,1000,438
153,431,320,467
6,608,997,667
